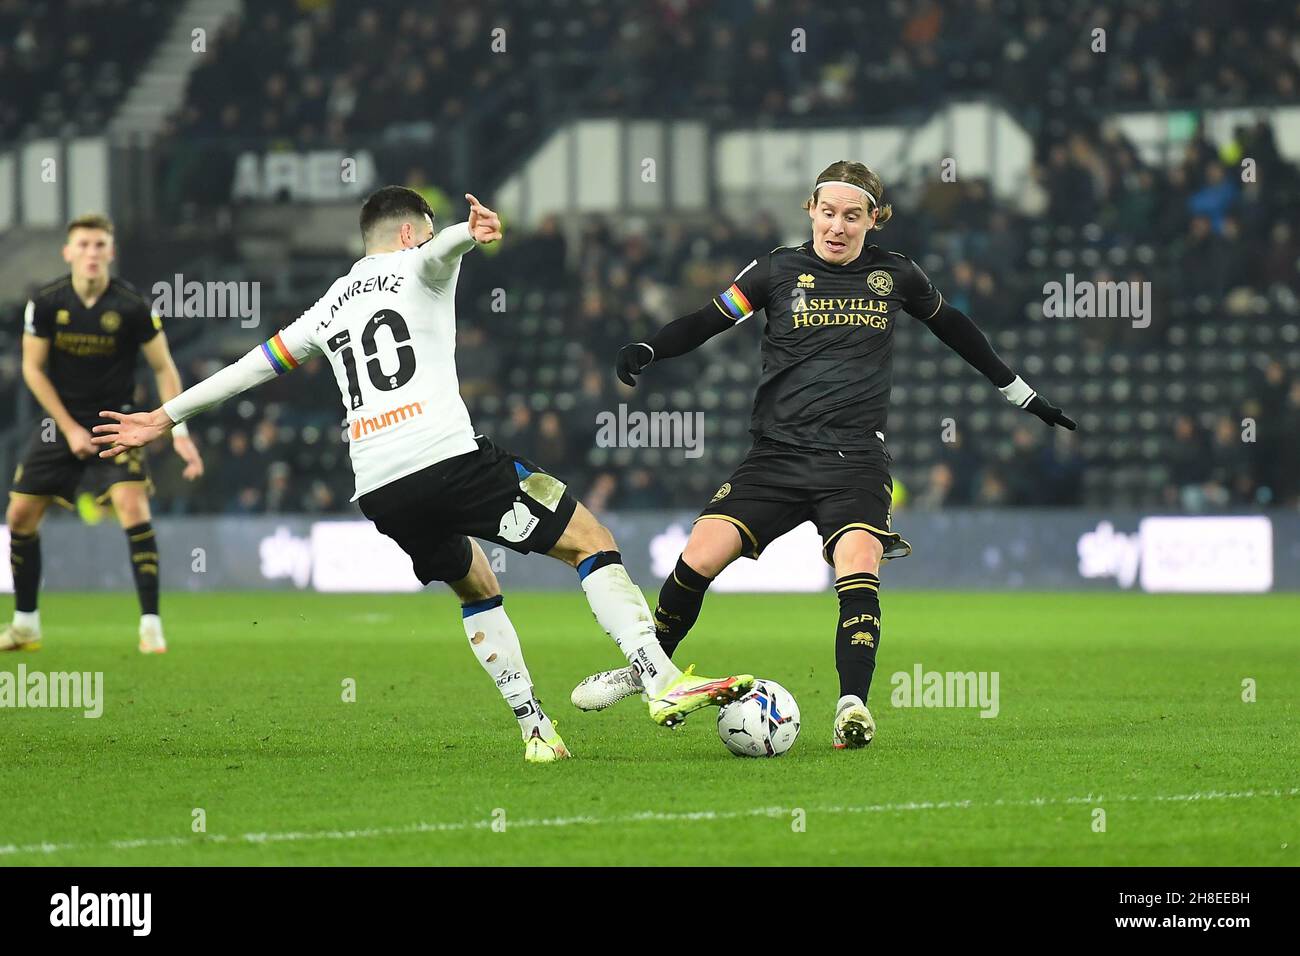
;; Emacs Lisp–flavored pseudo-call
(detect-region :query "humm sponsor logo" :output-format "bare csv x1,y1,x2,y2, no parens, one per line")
349,401,426,441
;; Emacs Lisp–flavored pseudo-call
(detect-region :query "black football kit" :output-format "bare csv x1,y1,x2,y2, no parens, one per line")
616,237,1075,710
13,276,160,506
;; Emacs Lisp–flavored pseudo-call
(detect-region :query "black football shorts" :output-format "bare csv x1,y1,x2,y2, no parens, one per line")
357,435,579,585
697,436,911,565
10,418,151,508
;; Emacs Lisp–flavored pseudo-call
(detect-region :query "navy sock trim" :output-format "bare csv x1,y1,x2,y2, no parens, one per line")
577,550,623,581
461,594,504,618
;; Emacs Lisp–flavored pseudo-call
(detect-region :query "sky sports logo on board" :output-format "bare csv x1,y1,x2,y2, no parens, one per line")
50,886,151,936
1077,516,1273,592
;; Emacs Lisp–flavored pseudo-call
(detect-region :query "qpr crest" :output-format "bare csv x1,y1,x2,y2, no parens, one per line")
866,270,893,296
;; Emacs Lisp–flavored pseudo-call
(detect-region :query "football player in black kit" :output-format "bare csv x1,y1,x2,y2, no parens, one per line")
2,214,204,654
571,160,1076,749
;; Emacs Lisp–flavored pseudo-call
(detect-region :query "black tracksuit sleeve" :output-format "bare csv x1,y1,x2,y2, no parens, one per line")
919,301,1016,388
643,303,736,360
643,254,771,360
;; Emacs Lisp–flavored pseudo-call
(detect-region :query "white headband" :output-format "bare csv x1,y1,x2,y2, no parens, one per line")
814,180,878,209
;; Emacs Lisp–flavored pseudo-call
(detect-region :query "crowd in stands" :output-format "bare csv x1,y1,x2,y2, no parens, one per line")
3,0,1299,515
135,107,1300,515
0,0,170,142
153,0,1300,212
165,1,1300,140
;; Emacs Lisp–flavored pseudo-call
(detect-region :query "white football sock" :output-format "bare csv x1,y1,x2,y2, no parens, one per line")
579,562,681,696
140,613,161,631
13,609,40,632
462,599,554,739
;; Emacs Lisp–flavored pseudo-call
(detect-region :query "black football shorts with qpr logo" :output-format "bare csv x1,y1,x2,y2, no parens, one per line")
11,416,151,508
697,435,911,566
357,435,579,585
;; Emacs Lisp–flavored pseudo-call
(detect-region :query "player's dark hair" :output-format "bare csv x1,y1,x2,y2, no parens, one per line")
804,161,893,230
66,213,114,236
359,186,434,246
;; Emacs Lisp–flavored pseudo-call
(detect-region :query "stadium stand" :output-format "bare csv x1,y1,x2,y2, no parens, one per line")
0,0,173,141
3,0,1299,516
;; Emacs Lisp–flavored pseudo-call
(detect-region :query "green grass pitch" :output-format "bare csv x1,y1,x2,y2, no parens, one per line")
1,591,1295,866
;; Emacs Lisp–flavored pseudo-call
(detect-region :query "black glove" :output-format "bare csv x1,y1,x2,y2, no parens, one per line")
1025,393,1077,430
615,342,654,387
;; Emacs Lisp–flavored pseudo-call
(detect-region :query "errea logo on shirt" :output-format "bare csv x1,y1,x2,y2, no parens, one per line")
349,400,427,441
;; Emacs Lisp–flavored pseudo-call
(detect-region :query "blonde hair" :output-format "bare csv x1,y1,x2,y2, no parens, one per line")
66,213,115,236
804,161,893,230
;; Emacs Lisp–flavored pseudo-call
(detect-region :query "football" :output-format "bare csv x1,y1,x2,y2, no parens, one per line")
716,679,801,757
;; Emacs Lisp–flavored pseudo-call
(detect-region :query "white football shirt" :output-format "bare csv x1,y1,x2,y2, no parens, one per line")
164,222,481,499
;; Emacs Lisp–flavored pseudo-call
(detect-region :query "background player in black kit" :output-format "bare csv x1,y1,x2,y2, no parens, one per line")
2,214,204,654
571,160,1076,749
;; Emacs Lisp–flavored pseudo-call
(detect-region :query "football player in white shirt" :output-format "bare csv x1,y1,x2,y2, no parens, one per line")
92,186,753,762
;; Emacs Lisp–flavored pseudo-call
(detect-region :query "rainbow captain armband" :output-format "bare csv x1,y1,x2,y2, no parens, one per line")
714,283,754,321
260,333,300,374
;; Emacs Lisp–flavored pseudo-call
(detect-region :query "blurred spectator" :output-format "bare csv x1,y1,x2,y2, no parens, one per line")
915,462,956,510
974,469,1010,507
1164,415,1207,510
7,1,1300,515
1187,161,1239,235
584,472,618,515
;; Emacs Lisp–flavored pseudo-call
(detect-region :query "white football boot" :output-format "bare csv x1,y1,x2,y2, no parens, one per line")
833,695,876,749
570,665,644,711
139,614,167,654
0,623,41,651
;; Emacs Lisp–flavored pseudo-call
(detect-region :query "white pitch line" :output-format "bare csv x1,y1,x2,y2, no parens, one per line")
0,787,1294,859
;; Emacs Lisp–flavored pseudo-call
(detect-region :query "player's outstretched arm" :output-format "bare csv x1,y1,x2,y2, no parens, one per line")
93,329,316,458
92,407,174,457
465,193,502,244
616,256,769,386
921,301,1077,430
417,193,502,285
616,304,736,386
